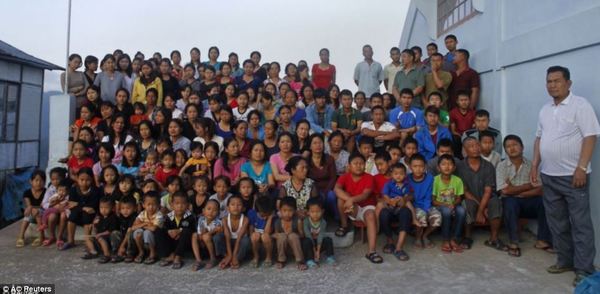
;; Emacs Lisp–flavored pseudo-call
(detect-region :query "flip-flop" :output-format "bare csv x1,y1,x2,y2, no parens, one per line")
451,243,463,253
413,239,424,249
250,260,259,268
484,239,508,252
262,260,273,268
134,255,144,263
365,252,383,264
325,256,336,265
393,250,410,261
534,244,556,254
297,262,308,271
31,238,42,247
59,242,75,251
460,238,473,250
42,238,56,247
508,246,521,257
205,259,217,269
144,257,157,265
441,243,452,253
172,261,183,269
383,243,395,254
192,261,205,271
306,260,318,268
159,259,173,267
423,238,435,249
335,226,349,237
16,238,25,248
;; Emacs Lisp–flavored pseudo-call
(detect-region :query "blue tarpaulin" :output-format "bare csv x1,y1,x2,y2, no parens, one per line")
1,167,34,221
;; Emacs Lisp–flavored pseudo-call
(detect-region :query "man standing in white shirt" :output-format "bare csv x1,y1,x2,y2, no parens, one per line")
354,45,383,99
531,66,600,287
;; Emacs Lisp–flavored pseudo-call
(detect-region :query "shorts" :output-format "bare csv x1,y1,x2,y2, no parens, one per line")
463,196,502,225
348,205,375,222
415,207,442,227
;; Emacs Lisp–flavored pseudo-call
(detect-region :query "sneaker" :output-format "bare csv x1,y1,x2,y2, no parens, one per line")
573,271,590,287
325,256,336,265
546,264,574,274
306,259,318,268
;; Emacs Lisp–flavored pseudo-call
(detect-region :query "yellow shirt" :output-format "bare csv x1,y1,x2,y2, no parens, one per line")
131,77,163,106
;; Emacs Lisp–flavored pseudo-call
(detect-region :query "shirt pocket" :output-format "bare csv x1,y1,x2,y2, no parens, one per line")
557,115,577,135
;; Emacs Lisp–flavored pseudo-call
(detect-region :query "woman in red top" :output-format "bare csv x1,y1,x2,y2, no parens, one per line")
67,140,94,182
311,48,336,90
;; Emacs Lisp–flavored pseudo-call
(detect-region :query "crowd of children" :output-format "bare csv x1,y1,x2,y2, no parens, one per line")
16,37,553,270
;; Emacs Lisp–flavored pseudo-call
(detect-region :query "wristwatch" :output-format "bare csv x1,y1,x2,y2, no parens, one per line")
578,165,588,172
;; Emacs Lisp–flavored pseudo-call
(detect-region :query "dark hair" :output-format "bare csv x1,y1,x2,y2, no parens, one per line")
348,152,366,163
166,175,182,188
328,130,345,144
284,156,307,174
242,59,255,67
107,114,129,147
314,88,327,99
49,167,68,180
99,196,114,206
479,130,496,142
30,169,46,182
306,197,324,210
475,109,490,118
121,141,141,168
280,196,297,210
547,66,570,80
438,154,455,166
250,51,261,59
354,91,366,99
409,153,426,165
190,141,203,152
86,84,101,97
222,137,238,172
339,89,353,98
100,54,115,68
120,195,138,207
431,52,444,59
117,54,133,77
139,61,158,85
172,191,188,203
277,131,297,150
400,88,414,97
456,49,470,60
401,49,415,60
445,34,457,41
427,42,438,50
428,91,443,101
204,141,220,158
77,167,94,179
391,162,407,173
456,89,471,99
248,141,267,163
410,46,422,55
358,136,374,147
219,105,235,125
374,152,391,162
307,133,328,167
57,178,71,189
403,137,418,148
503,134,524,148
138,120,155,139
437,138,453,150
371,105,385,114
99,164,119,185
214,175,231,188
390,47,401,54
425,106,440,116
84,55,98,70
255,196,275,214
143,190,160,203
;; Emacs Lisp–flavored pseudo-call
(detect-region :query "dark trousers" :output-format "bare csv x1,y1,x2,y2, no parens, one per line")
541,174,595,274
302,237,334,261
110,231,135,256
156,229,193,258
438,205,466,240
379,207,412,238
502,196,551,244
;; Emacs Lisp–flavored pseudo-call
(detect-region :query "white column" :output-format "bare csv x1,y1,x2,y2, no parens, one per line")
46,94,72,177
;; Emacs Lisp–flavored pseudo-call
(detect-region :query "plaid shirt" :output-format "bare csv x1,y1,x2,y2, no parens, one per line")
495,157,540,194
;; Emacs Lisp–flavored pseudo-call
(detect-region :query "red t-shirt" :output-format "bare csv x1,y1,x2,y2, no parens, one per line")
67,156,94,175
336,172,376,207
448,68,480,109
449,108,476,135
311,64,336,90
155,166,180,186
373,174,389,199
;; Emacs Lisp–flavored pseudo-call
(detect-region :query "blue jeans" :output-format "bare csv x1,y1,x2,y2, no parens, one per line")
379,207,412,238
502,196,551,244
321,190,338,220
438,205,465,241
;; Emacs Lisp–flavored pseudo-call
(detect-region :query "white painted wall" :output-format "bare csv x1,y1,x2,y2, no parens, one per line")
46,94,71,180
400,0,600,266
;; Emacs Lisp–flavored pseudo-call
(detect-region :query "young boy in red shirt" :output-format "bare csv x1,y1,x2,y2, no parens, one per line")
449,90,475,157
334,153,382,264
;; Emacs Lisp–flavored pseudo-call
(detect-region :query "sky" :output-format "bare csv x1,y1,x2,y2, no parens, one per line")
0,0,409,93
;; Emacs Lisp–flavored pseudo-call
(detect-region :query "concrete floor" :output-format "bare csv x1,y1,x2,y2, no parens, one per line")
0,222,574,294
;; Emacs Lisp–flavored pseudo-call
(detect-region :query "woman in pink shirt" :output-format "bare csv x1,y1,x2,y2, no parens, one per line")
311,48,336,89
213,138,247,185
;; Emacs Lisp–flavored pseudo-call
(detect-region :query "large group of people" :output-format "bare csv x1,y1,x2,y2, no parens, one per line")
16,34,599,286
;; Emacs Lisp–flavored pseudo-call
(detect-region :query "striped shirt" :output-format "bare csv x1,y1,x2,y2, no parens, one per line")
536,93,600,176
496,157,539,192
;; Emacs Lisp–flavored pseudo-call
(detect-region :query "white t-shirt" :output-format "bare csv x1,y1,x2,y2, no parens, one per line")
233,106,255,121
360,121,396,147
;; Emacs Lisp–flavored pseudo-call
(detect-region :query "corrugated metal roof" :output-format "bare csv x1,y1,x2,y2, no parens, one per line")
0,40,64,70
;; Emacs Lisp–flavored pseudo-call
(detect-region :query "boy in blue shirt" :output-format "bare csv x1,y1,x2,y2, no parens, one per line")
415,106,452,160
408,154,440,249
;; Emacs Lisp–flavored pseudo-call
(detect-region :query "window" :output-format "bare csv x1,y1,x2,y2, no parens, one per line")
437,0,477,37
0,82,20,142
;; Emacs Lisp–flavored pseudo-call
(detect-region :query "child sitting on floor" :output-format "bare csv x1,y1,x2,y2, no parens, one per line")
273,196,307,270
111,196,137,263
210,176,233,219
217,195,250,269
192,199,223,270
16,170,47,248
131,191,164,264
84,197,119,263
157,192,196,269
248,196,275,268
302,198,335,268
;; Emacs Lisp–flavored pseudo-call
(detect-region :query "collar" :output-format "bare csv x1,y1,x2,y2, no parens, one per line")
553,92,573,106
168,210,192,221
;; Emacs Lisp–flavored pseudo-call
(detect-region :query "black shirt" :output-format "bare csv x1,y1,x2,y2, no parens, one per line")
163,211,196,232
162,76,181,100
70,187,101,210
95,213,119,233
24,188,46,207
118,213,137,235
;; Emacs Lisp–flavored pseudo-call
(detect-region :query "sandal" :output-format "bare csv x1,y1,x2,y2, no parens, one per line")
31,238,42,247
335,226,349,237
297,262,308,271
81,252,99,260
144,256,157,265
508,245,521,257
441,243,452,253
306,259,318,268
172,261,183,269
393,250,410,261
325,256,336,265
413,239,424,249
276,261,285,269
262,260,273,268
112,255,125,263
134,255,144,264
365,252,383,264
42,238,56,247
56,240,64,249
59,242,75,251
383,243,395,254
159,259,173,267
98,255,111,264
37,224,47,232
250,259,259,268
460,238,473,250
484,239,508,252
451,242,463,253
124,256,134,263
192,261,205,271
16,238,25,248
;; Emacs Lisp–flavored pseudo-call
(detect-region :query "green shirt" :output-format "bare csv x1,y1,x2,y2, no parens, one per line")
425,70,452,108
393,66,425,108
332,107,362,130
433,174,464,205
440,109,450,126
